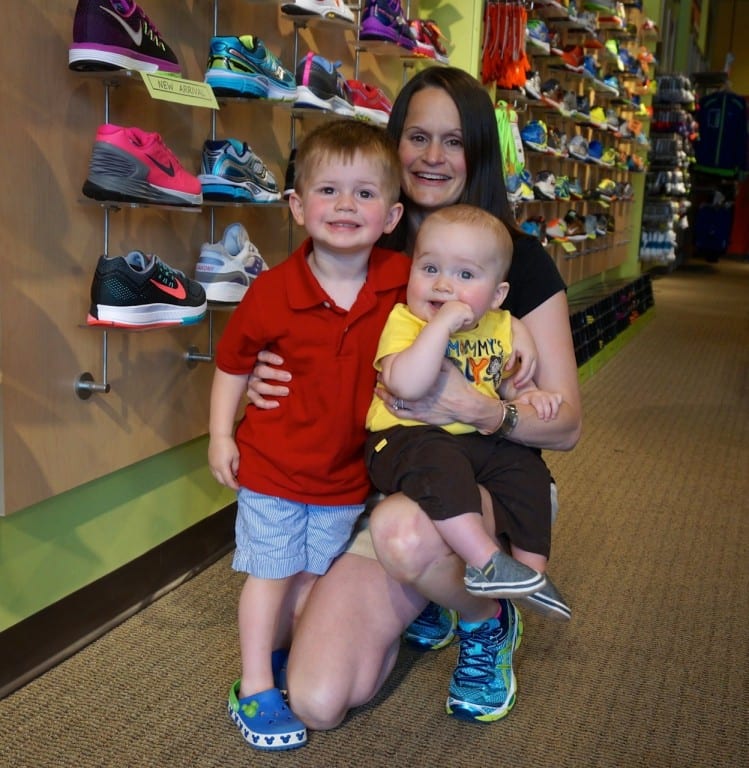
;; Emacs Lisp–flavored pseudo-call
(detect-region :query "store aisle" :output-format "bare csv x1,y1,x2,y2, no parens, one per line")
1,258,747,768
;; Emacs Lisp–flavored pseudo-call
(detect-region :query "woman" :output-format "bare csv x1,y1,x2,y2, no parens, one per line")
246,67,582,729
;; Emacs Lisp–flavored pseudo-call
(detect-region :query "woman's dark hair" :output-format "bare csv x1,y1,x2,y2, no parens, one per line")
384,66,519,249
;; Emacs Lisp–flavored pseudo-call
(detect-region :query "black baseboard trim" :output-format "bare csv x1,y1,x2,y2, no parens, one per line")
0,504,236,700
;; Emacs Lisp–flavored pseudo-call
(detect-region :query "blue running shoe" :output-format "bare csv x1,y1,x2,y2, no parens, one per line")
582,54,599,79
204,35,297,101
520,120,548,152
403,602,458,651
587,139,604,164
520,216,545,240
198,139,281,203
446,599,523,723
228,683,306,751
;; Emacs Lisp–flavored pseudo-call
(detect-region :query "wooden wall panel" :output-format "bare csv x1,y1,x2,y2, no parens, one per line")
1,0,401,514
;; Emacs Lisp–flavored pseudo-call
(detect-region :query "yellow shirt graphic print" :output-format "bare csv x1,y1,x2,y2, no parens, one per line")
366,303,513,435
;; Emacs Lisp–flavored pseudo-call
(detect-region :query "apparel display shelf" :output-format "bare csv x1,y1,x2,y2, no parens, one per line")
639,73,695,267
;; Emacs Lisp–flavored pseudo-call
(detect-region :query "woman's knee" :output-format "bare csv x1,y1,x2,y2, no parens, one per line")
289,685,348,731
369,495,449,582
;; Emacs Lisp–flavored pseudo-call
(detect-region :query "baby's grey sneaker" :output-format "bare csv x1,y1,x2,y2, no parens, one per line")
514,573,572,621
464,550,546,598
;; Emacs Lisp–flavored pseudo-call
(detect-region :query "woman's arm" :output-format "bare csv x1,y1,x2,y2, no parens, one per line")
509,290,581,449
375,291,581,451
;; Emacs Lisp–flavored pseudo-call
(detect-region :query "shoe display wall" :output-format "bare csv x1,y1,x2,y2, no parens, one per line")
491,0,655,269
71,0,457,412
70,0,655,405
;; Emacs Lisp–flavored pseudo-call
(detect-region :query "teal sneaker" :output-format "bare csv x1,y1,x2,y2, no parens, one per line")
446,599,523,722
403,601,458,651
227,682,307,751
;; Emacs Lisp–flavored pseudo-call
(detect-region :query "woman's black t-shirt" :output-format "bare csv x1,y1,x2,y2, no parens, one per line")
504,234,566,319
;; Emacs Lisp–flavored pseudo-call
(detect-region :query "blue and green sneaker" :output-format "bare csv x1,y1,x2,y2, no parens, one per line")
446,599,523,722
403,602,458,651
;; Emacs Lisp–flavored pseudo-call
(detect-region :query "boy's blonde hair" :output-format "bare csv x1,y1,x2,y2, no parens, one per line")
293,120,402,204
419,204,514,278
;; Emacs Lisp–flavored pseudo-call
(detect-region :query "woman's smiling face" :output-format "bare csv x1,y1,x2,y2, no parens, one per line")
397,87,467,212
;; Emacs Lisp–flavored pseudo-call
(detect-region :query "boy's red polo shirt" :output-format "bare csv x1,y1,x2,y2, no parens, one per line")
216,238,410,505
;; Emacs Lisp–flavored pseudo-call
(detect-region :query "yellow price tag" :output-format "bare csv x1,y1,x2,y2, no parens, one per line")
140,72,218,109
560,240,577,255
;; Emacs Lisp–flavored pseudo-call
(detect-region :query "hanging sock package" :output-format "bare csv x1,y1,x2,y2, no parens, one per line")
482,0,530,90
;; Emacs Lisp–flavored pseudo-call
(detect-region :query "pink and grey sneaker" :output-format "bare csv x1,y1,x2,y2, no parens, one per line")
82,124,202,206
68,0,180,74
359,0,417,50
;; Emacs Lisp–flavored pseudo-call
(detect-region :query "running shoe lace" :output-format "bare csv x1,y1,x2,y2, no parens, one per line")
154,259,185,286
453,624,504,687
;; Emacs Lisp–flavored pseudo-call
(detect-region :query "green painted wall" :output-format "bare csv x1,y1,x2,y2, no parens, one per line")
0,436,233,631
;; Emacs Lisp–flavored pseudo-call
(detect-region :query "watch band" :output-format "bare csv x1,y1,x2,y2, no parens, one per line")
498,402,519,437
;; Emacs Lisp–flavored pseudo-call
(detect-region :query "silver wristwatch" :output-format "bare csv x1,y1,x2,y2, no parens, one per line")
498,402,519,437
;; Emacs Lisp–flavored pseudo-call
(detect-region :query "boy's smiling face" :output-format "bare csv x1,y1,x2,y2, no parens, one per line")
289,153,402,258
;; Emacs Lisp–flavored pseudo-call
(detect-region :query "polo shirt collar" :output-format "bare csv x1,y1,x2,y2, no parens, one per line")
286,238,407,310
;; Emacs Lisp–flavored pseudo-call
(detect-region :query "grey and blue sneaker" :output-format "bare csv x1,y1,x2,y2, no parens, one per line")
195,222,268,303
464,550,546,598
205,35,297,101
198,139,281,203
446,599,523,722
403,602,458,651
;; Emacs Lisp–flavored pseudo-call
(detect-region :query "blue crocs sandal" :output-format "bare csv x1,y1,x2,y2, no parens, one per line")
228,682,307,751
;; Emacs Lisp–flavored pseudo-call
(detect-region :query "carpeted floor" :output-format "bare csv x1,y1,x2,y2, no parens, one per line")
2,258,747,768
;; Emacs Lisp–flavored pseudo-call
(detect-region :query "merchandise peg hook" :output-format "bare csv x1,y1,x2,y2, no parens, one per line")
75,330,111,399
185,310,215,367
75,372,111,400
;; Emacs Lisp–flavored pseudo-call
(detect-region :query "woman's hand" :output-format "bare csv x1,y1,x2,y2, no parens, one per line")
246,350,291,409
375,359,477,426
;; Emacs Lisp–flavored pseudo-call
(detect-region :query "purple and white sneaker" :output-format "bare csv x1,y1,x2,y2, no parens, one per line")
359,0,417,50
68,0,180,74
